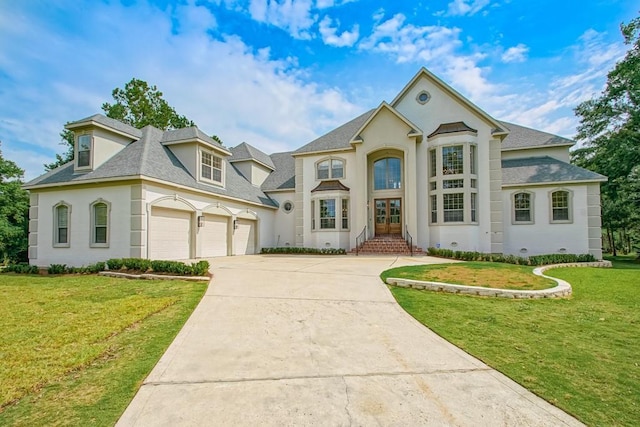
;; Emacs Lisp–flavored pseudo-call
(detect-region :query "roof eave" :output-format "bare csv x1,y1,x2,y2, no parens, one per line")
501,143,575,151
162,138,232,155
291,147,356,157
228,158,275,171
65,120,140,140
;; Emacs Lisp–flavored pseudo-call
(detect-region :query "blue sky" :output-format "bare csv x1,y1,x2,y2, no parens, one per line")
0,0,637,180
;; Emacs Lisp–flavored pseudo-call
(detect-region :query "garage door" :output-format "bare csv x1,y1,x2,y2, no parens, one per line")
201,214,228,257
149,207,191,260
233,219,256,255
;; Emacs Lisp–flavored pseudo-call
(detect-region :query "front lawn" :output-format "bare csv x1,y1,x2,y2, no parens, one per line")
381,262,556,290
388,258,639,426
0,274,207,425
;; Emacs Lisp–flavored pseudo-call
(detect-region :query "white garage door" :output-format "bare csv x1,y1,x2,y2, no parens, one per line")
149,207,191,260
234,219,256,255
201,214,228,257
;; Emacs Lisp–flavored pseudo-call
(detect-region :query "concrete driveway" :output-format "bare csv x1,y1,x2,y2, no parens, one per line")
117,255,582,426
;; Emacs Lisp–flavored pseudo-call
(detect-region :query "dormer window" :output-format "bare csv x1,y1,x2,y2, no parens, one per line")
201,150,223,184
316,158,344,180
77,134,92,168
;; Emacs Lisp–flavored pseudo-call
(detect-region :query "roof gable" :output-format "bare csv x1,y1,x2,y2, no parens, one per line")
293,109,374,155
391,68,507,137
349,102,422,144
230,142,275,170
66,114,142,139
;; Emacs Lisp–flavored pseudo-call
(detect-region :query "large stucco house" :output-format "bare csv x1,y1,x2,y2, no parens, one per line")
25,68,607,267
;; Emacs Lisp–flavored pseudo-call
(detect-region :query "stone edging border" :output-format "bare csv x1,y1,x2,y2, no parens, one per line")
98,271,210,282
386,261,612,299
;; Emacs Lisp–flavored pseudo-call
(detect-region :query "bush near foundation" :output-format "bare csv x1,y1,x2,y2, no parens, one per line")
261,247,347,255
0,262,39,274
426,247,596,266
106,258,210,276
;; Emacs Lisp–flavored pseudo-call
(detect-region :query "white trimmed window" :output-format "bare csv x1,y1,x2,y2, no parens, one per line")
53,202,71,247
341,199,349,229
443,193,464,222
551,190,572,223
76,134,92,168
430,195,437,224
513,192,534,224
201,151,223,184
311,200,315,230
90,200,110,247
320,199,336,229
373,157,402,190
316,158,345,180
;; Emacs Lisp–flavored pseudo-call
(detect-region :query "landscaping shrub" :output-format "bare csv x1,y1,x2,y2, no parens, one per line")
1,262,39,274
427,247,596,266
48,264,67,274
261,247,346,255
106,258,124,270
122,258,152,272
190,260,210,276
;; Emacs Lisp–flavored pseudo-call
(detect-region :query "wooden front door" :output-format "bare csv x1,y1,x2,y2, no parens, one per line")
375,198,402,235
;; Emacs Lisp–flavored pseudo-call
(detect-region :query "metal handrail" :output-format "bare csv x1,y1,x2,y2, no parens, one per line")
405,225,413,257
355,226,367,256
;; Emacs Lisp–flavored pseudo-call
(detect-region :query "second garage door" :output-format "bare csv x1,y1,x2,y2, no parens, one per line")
233,219,256,255
201,214,229,257
149,207,192,260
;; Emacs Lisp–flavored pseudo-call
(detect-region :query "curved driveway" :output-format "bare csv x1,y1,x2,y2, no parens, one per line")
118,255,582,426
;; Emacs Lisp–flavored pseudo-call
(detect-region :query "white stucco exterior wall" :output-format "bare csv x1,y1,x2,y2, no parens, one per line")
31,185,132,267
266,191,296,247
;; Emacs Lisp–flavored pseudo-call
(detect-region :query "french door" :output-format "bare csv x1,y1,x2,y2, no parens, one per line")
374,198,402,235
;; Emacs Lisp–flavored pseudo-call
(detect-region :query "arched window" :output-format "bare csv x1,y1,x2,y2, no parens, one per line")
53,202,71,247
373,157,401,190
91,200,110,247
316,158,344,180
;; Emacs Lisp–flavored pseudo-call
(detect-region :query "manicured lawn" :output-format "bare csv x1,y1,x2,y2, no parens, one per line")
387,257,640,426
0,274,207,425
381,261,556,290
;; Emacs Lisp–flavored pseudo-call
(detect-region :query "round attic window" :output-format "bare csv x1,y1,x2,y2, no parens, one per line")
416,91,431,104
282,201,294,213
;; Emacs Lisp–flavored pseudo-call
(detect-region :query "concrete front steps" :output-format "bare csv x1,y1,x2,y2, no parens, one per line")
352,235,424,255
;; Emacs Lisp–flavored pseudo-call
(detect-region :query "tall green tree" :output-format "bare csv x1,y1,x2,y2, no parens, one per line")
45,78,195,170
0,142,29,263
573,14,640,255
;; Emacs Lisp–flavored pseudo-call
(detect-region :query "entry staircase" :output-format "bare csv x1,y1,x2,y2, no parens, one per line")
352,234,424,255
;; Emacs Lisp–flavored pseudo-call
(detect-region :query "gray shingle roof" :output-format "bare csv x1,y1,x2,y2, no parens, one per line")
294,109,375,154
502,156,607,186
428,121,477,138
66,114,142,139
500,121,574,150
261,152,295,191
25,126,277,207
161,127,228,152
230,142,275,170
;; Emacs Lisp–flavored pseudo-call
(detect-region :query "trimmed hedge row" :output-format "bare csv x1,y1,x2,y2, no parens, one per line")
2,259,210,277
261,247,347,255
426,247,596,266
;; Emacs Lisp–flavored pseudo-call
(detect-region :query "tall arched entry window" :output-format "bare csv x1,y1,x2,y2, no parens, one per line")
373,157,402,190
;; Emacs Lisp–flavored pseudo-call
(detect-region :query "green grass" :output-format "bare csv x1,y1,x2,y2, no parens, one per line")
381,262,556,290
0,274,207,425
388,258,640,426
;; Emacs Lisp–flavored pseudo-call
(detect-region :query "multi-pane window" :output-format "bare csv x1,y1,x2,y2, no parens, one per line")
470,145,477,175
443,193,464,222
443,179,464,189
342,199,349,229
471,193,477,222
552,191,570,221
311,200,315,230
77,135,91,167
320,199,336,229
514,193,532,222
374,157,402,190
317,159,344,180
429,149,437,177
442,145,464,175
93,202,108,245
54,204,70,246
430,195,437,223
201,151,222,183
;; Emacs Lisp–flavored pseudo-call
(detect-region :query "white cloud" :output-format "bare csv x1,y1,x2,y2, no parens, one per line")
0,1,361,179
316,0,358,8
319,15,359,47
501,43,529,63
248,0,316,39
445,0,491,16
